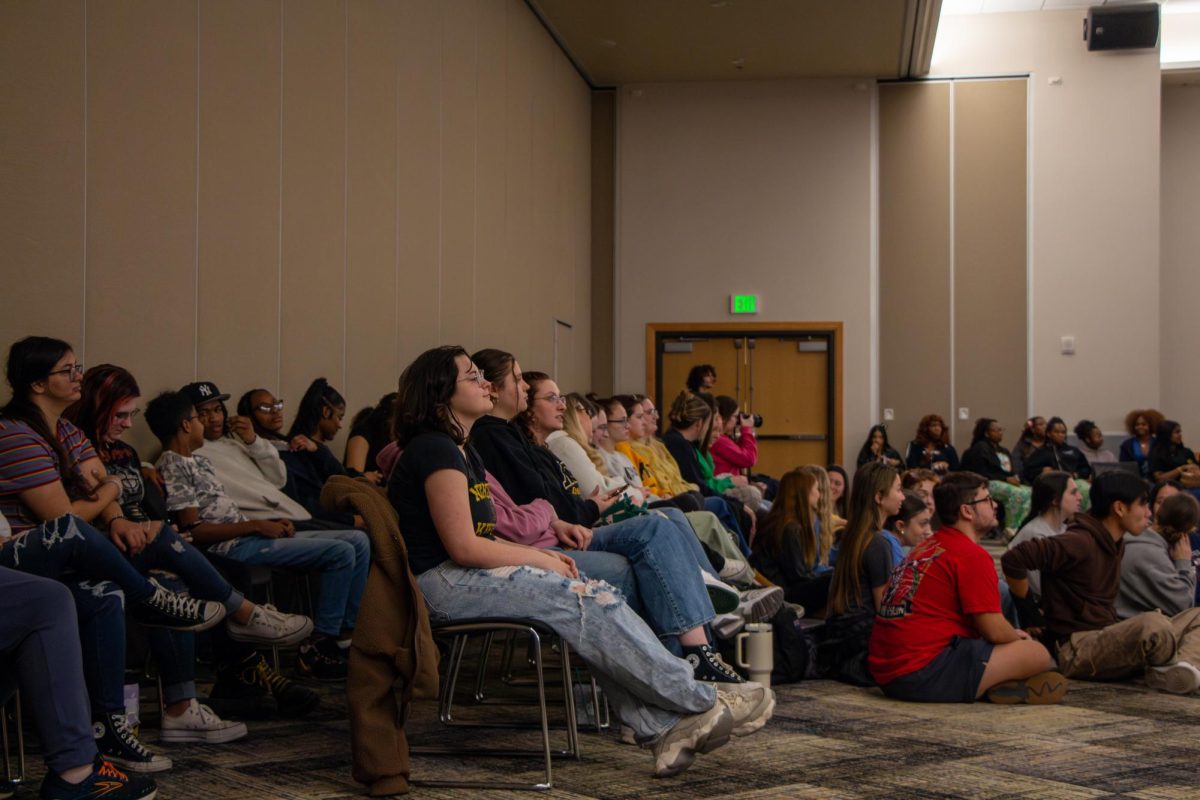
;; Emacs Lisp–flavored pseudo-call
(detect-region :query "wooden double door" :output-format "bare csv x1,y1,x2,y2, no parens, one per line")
650,324,839,477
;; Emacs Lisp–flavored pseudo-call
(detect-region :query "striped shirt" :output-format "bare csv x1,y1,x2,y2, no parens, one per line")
0,417,96,538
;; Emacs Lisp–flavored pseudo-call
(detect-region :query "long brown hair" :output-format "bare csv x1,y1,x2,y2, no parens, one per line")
828,462,899,615
800,464,836,567
757,469,819,567
915,414,949,448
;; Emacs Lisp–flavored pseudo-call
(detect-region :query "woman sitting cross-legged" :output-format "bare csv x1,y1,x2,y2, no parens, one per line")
884,490,934,555
68,365,312,744
386,346,773,777
961,417,1032,534
1007,471,1082,599
1117,491,1198,621
751,468,833,617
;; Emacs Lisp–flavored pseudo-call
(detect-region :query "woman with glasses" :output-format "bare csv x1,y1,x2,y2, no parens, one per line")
238,380,363,529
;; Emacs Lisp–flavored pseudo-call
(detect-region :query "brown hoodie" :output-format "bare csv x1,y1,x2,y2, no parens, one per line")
1001,513,1124,642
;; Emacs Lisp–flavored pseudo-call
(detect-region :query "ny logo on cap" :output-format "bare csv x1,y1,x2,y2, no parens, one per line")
198,384,213,396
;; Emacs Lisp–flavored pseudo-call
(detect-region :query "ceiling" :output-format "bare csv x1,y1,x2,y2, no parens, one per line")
526,0,943,87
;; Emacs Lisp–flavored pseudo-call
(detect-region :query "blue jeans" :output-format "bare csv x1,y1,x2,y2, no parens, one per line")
703,496,751,556
67,579,127,714
222,529,369,637
588,513,715,638
417,561,716,741
0,567,98,774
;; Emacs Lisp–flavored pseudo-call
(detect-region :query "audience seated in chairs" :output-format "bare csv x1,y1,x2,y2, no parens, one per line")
961,417,1032,532
1021,417,1093,487
869,472,1066,705
342,391,396,483
1074,420,1116,467
904,415,959,475
1117,491,1198,620
1006,471,1082,599
1012,416,1047,478
68,365,311,744
148,390,366,683
0,338,230,773
1,566,157,799
385,346,773,778
1002,471,1200,694
712,396,760,476
1119,408,1163,479
856,424,903,470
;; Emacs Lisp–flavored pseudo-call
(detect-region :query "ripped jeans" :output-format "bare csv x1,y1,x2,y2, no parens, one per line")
417,561,717,742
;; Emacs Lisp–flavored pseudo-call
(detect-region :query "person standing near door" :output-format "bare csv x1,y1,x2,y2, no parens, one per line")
686,365,717,393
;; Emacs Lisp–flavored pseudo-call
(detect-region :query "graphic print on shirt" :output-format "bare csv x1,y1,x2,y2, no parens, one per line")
469,480,496,537
556,460,581,497
877,540,946,620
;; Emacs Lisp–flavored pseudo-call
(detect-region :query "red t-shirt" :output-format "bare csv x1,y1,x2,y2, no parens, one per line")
868,526,1001,686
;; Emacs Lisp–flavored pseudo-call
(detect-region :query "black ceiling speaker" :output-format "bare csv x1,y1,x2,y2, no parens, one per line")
1084,4,1160,51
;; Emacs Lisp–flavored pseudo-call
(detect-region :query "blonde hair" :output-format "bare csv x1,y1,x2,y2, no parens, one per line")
668,390,711,429
800,464,835,567
563,392,608,474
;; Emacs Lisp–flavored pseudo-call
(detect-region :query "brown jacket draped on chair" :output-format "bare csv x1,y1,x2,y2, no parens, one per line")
321,475,440,796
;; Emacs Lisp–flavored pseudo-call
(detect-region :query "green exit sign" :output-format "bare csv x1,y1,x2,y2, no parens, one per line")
730,294,758,314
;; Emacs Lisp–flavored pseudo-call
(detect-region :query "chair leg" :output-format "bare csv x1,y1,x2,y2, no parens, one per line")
1,691,25,788
472,632,495,702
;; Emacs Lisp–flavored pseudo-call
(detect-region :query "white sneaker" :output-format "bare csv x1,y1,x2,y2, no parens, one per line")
1145,661,1200,695
226,604,313,647
700,570,740,614
716,682,776,736
649,701,733,778
738,586,784,623
718,558,755,588
160,699,248,744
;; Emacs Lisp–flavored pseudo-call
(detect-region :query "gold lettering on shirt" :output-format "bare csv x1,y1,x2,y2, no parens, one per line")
475,521,496,537
468,482,491,502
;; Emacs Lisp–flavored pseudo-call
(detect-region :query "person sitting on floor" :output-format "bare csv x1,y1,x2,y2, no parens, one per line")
961,417,1031,533
1002,470,1200,695
150,390,366,682
1146,480,1200,609
902,468,940,517
1119,408,1163,479
817,462,905,685
884,490,934,553
238,381,364,530
869,472,1066,704
801,465,842,567
904,415,959,475
751,468,832,616
1,566,157,800
857,424,904,470
1007,471,1082,598
386,346,772,778
1074,419,1116,467
1117,491,1198,620
342,391,396,483
1148,419,1200,493
826,465,849,520
1021,417,1092,486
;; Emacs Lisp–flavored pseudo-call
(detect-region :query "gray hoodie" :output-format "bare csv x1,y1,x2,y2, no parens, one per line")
1116,528,1196,619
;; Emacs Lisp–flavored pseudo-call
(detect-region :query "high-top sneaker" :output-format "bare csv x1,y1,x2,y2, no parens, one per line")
683,643,745,684
131,578,225,632
208,652,320,719
93,713,172,773
296,637,348,682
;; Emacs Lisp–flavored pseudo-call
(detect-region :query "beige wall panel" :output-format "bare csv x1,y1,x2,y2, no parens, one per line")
395,0,442,362
589,91,616,396
86,0,197,420
953,79,1027,452
565,73,593,395
524,28,560,375
280,0,346,416
1161,86,1200,439
346,0,400,416
197,0,281,397
878,82,951,450
439,0,479,350
497,2,536,364
472,0,511,356
0,0,85,364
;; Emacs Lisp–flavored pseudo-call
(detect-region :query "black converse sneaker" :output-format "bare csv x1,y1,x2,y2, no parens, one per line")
131,578,225,632
93,713,172,773
208,652,320,719
683,644,745,684
296,637,348,682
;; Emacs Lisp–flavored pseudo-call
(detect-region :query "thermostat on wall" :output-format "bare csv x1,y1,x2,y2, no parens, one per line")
730,294,759,315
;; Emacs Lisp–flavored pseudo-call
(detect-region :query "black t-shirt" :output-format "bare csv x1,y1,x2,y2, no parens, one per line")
858,533,894,611
388,432,497,576
1149,442,1196,478
348,418,387,475
96,441,167,523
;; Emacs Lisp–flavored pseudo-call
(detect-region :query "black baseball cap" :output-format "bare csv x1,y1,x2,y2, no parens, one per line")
181,381,230,407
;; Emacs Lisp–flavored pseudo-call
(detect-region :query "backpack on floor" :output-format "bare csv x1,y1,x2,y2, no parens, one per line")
770,604,820,684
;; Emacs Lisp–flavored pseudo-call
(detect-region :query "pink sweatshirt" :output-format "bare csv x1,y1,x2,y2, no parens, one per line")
485,470,558,549
711,427,758,475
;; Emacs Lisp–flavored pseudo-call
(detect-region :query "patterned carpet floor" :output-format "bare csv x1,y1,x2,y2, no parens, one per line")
8,670,1200,799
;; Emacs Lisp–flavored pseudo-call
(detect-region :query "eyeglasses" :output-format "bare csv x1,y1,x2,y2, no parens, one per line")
594,423,609,431
536,393,565,406
608,417,629,426
114,409,141,422
967,495,996,507
254,401,285,413
458,371,486,386
47,364,84,379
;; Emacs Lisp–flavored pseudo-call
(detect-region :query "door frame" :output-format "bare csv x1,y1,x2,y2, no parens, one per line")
646,321,843,466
